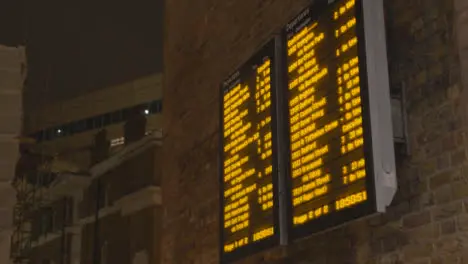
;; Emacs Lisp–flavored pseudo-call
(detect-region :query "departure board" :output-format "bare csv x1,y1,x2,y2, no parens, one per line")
219,39,279,263
282,0,396,238
218,0,396,259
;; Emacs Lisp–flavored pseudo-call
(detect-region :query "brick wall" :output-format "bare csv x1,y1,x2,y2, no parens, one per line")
162,0,468,263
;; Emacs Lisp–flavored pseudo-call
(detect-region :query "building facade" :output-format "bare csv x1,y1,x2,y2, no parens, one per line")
78,135,162,264
0,0,166,263
0,45,25,264
11,116,163,264
23,73,163,169
11,36,164,264
162,0,468,263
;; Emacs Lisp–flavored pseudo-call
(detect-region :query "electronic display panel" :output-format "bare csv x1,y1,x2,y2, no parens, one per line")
282,0,396,239
219,39,280,263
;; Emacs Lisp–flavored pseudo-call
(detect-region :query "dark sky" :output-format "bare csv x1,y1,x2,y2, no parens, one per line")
0,0,25,46
1,0,163,108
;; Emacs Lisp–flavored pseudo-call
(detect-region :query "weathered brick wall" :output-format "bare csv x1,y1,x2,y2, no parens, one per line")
162,0,468,263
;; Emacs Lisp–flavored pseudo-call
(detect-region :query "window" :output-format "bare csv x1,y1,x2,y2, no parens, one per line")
86,118,94,130
110,137,125,147
55,125,69,137
142,102,151,115
54,127,62,137
122,107,131,120
94,116,103,129
30,100,159,142
111,110,123,123
65,123,74,135
72,120,86,133
40,208,54,235
149,100,161,114
135,103,147,116
103,113,112,126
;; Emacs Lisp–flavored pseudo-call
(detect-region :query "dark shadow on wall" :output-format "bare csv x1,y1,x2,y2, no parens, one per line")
21,0,164,109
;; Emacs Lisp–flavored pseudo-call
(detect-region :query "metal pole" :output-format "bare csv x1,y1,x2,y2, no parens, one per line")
92,180,101,264
274,34,289,246
60,198,67,264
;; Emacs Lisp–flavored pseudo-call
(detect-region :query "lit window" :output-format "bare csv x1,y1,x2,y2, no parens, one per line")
110,137,125,147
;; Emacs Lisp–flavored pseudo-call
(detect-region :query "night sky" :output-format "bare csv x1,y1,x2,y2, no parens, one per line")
1,0,163,108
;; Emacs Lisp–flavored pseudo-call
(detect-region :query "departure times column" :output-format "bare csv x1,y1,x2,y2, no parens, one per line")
220,40,278,262
334,0,368,211
255,59,274,216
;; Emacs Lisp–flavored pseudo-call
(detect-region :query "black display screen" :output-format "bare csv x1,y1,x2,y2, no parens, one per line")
282,0,376,238
219,39,280,263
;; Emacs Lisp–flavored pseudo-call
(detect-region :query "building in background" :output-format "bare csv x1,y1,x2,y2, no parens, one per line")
0,0,165,263
11,124,162,264
78,131,162,264
10,76,163,264
24,73,163,169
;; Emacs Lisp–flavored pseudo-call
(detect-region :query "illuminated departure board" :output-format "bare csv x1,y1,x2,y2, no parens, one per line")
282,0,396,238
218,0,396,260
219,39,279,263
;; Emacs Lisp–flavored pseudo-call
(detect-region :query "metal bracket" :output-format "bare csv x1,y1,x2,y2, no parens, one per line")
391,84,410,156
